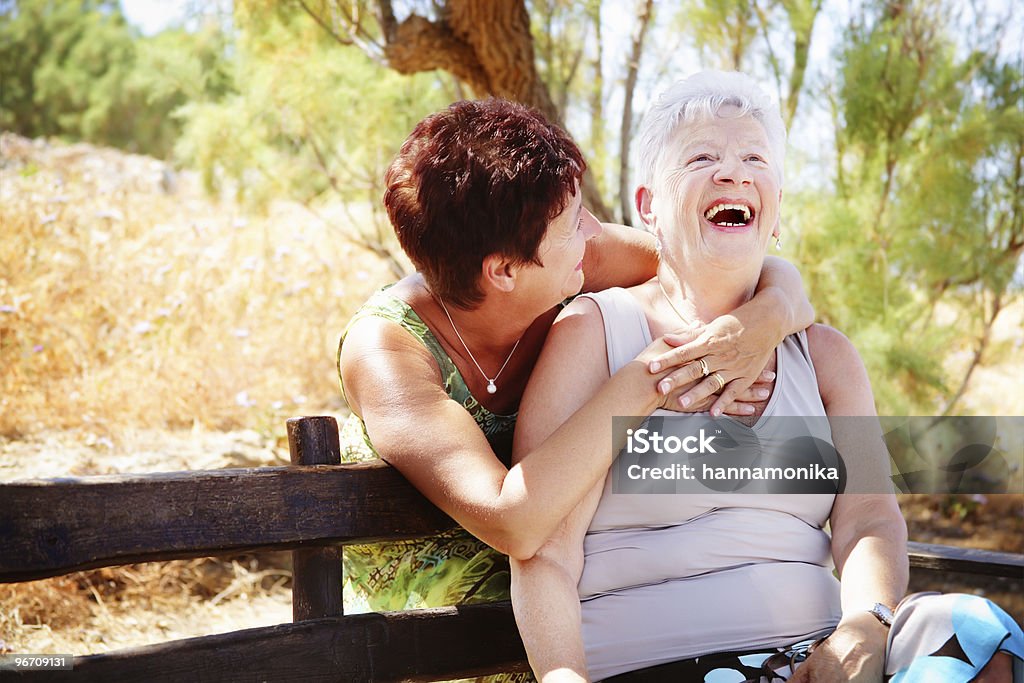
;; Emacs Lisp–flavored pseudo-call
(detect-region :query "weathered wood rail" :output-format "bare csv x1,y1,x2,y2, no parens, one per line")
1,416,1021,681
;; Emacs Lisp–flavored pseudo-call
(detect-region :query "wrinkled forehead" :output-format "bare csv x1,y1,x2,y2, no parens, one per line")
655,107,780,182
666,108,769,155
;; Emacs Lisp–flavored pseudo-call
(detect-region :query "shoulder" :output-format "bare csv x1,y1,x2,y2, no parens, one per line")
341,276,436,365
806,322,852,350
546,294,609,358
339,314,442,416
558,292,604,324
558,286,639,327
342,309,434,359
528,295,610,389
805,324,874,415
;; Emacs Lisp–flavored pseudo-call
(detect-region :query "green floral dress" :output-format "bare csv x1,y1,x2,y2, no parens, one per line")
338,286,531,682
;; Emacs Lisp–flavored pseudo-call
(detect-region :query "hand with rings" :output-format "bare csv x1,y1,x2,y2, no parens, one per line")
709,371,725,393
646,320,778,416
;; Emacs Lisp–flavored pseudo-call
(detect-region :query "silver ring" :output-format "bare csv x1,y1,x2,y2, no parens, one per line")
697,358,710,377
710,372,725,392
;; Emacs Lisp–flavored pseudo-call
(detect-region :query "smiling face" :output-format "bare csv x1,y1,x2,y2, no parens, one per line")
519,187,602,306
646,106,781,275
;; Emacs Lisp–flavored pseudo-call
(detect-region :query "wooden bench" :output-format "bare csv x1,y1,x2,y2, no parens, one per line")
1,415,1021,682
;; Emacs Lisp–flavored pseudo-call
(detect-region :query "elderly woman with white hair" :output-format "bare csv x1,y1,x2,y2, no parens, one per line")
509,71,1023,682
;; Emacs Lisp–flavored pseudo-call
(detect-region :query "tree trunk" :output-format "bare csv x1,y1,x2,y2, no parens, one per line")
587,0,607,202
618,0,655,226
318,0,614,219
781,0,822,129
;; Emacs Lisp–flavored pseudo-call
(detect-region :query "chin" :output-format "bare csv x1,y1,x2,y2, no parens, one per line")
701,244,765,272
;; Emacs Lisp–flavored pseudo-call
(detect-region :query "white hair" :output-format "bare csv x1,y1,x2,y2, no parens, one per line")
634,70,787,192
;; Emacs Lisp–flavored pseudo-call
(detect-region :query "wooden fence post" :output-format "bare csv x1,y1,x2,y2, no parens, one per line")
288,416,343,621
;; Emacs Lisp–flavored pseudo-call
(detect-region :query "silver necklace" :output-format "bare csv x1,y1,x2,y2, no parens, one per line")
657,278,696,326
437,298,521,395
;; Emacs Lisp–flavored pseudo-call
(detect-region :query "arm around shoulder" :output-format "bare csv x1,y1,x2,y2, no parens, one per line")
581,223,658,293
758,255,815,333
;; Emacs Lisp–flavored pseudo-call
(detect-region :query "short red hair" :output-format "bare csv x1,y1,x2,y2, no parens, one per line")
384,99,586,308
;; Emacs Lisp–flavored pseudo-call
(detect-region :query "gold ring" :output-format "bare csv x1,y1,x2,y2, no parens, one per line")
710,372,725,392
697,358,710,377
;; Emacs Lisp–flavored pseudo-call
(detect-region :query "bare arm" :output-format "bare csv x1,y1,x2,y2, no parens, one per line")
583,224,814,335
580,222,658,293
511,484,602,683
583,223,813,411
585,224,815,414
509,297,617,682
340,305,677,561
791,324,908,683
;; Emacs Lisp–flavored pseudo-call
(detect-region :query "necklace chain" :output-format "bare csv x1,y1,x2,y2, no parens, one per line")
657,278,696,327
437,297,521,395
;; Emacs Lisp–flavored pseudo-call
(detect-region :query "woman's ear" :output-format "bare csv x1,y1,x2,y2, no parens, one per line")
635,186,655,228
481,253,517,293
773,190,784,236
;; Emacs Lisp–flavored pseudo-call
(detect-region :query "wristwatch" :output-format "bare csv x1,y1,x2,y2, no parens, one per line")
866,602,895,627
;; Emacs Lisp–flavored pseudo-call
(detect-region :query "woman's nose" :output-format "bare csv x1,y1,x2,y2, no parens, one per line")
583,208,603,239
714,155,752,185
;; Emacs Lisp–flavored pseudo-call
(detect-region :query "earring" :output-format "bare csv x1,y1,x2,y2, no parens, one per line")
774,235,783,250
655,237,662,254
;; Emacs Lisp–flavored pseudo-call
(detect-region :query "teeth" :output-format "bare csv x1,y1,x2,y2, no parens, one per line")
703,203,752,222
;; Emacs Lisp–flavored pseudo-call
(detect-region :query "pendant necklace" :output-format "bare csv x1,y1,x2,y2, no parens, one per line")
657,278,696,327
437,298,521,395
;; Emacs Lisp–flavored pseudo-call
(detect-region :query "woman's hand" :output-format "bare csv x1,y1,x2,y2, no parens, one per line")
790,613,887,682
645,317,777,416
636,331,775,415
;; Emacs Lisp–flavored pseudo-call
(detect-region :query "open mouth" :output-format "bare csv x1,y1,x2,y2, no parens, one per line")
703,201,755,228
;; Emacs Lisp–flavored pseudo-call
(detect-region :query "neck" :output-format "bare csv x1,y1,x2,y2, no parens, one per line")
432,289,529,357
656,261,757,324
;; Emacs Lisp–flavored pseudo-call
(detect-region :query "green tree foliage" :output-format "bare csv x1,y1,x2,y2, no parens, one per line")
0,0,228,157
676,0,759,71
793,0,1022,413
173,2,450,276
672,0,822,128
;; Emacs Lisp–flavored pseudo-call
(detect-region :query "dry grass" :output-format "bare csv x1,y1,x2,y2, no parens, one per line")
0,132,395,655
0,554,292,655
0,132,393,442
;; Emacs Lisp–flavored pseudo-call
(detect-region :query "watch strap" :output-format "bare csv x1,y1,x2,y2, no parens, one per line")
866,602,895,627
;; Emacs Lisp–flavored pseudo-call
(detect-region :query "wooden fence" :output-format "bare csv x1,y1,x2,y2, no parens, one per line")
1,416,1021,681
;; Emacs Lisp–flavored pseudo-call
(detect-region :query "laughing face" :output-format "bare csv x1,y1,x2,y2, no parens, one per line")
522,186,602,307
648,106,781,274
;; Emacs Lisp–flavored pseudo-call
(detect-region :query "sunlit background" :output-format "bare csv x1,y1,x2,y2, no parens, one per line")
1,0,1021,657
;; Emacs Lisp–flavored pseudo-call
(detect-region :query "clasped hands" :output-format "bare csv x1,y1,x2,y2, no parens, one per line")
639,314,776,416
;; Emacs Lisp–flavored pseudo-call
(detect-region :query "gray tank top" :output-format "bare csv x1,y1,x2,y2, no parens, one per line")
578,287,842,681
